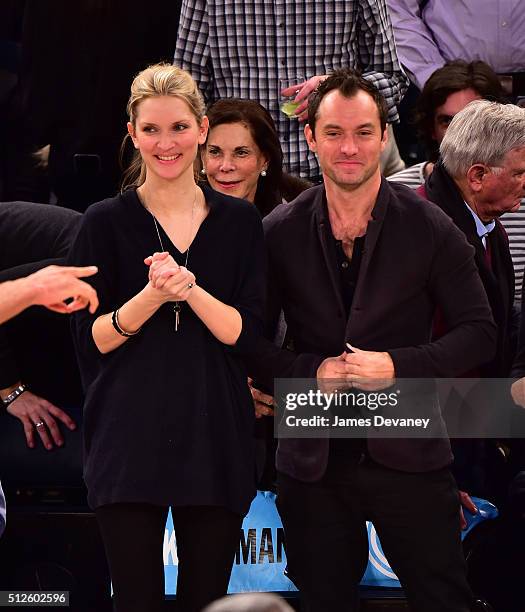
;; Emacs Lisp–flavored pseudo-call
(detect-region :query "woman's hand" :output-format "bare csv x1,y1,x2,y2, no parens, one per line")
144,252,195,303
144,251,175,286
159,267,196,302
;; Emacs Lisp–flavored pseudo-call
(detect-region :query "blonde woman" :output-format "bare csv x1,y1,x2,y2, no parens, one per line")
69,64,265,612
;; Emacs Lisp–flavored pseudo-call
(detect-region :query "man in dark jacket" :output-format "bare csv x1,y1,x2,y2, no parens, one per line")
248,70,497,612
424,100,525,379
0,202,84,449
423,101,525,507
0,202,97,539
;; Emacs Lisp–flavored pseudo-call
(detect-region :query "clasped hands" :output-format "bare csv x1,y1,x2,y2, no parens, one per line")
249,345,395,419
144,252,195,303
317,344,395,393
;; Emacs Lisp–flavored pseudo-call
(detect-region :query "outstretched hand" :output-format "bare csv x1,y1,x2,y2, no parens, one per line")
30,265,99,314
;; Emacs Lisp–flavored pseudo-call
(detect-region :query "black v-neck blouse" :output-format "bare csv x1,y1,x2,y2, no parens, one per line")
69,185,265,514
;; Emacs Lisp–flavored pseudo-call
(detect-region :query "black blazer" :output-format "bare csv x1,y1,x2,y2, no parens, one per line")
247,179,497,481
425,162,515,377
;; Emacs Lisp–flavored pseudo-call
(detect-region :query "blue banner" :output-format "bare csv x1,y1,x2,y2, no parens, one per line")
163,491,497,593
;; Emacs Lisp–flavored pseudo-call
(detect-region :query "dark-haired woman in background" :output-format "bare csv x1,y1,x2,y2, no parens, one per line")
201,98,310,216
201,98,310,489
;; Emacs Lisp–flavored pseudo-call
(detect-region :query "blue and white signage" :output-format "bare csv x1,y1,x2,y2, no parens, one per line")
163,491,497,593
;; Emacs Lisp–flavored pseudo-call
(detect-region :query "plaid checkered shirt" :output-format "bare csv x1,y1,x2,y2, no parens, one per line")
174,0,409,179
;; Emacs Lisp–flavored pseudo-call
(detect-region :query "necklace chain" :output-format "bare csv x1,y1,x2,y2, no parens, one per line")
150,200,195,268
142,187,198,331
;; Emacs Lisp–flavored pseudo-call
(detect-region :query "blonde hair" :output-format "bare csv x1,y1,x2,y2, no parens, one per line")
121,63,205,189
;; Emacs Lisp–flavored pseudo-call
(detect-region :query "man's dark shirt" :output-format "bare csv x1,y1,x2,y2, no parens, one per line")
334,235,365,318
331,234,367,463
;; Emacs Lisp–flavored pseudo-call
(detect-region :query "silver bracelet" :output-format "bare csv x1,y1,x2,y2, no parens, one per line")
111,308,141,337
2,383,28,407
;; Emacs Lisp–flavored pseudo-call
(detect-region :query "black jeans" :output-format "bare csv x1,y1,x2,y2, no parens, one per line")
276,456,473,612
96,503,242,612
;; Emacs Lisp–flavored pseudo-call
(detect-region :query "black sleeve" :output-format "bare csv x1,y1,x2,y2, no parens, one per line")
244,223,324,394
0,202,81,270
68,205,119,386
230,207,266,354
389,217,497,377
0,258,71,389
0,258,68,283
0,203,82,389
0,327,21,389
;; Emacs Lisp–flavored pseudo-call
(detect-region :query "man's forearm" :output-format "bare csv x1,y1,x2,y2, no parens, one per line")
0,277,36,324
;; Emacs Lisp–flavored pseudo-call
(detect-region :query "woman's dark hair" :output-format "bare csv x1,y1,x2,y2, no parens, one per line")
414,60,504,161
204,99,301,215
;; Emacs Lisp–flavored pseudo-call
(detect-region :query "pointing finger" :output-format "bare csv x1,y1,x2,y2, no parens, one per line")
63,265,98,278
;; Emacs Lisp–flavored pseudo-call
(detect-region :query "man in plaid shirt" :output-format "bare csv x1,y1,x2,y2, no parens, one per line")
174,0,408,181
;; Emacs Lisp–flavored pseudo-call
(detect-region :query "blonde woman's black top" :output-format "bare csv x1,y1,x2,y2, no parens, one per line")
69,186,265,514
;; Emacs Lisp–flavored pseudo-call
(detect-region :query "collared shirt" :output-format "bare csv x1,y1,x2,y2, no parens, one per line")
464,202,496,249
174,0,408,179
387,0,525,89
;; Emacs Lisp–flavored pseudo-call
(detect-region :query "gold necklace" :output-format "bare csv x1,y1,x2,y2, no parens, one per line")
143,187,198,331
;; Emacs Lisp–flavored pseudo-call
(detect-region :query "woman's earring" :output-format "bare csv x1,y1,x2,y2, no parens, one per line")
260,169,267,177
200,167,207,175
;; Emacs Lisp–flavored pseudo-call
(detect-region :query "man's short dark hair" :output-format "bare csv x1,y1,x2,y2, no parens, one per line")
307,68,388,136
415,60,504,160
